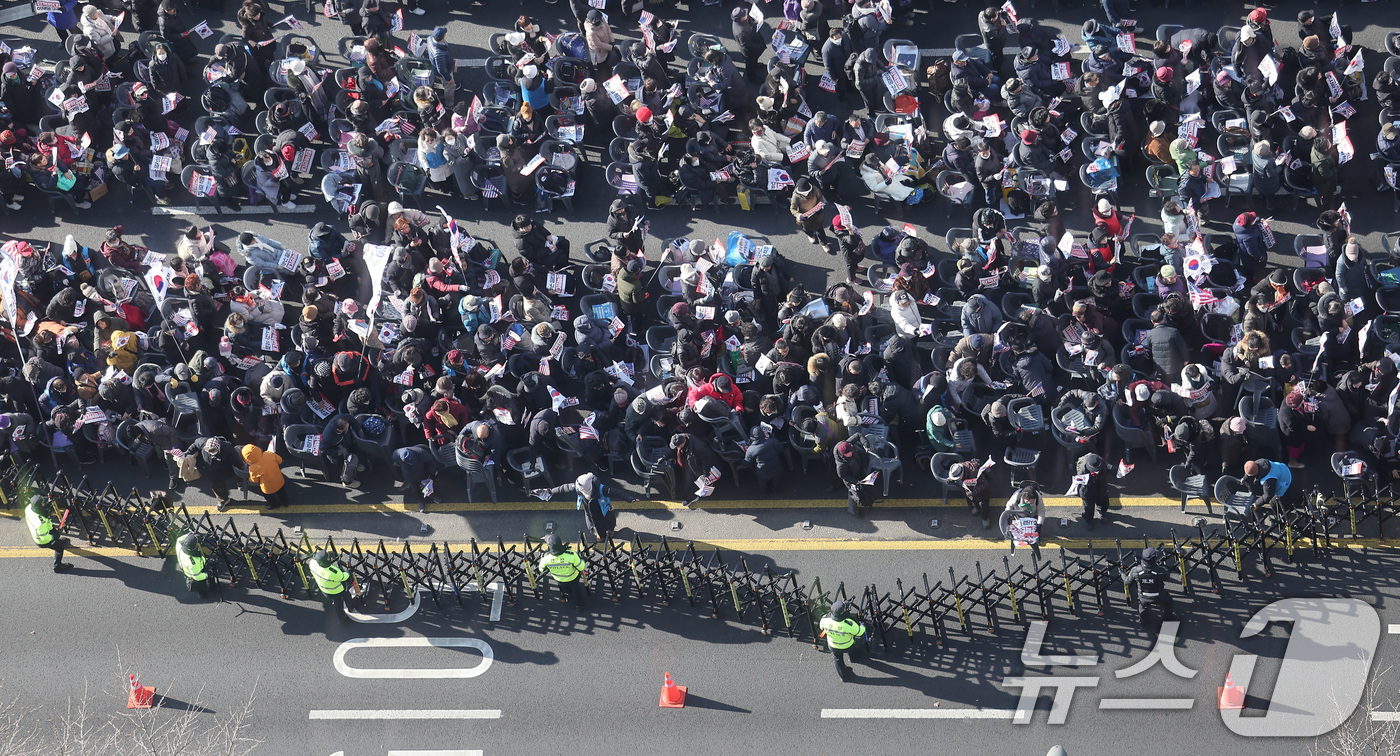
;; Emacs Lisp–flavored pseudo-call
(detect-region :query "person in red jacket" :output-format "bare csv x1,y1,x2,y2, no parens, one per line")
686,374,743,412
423,398,469,448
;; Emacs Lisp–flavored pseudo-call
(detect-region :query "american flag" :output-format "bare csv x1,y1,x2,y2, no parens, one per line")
1188,281,1218,308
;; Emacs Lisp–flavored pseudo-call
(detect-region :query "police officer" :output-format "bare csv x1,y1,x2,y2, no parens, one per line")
1123,547,1175,631
25,497,72,573
175,533,212,597
819,600,867,681
308,550,351,616
1076,453,1110,529
537,534,587,609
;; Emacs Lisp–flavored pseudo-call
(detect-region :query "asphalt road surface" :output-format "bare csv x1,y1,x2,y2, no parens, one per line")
5,545,1400,755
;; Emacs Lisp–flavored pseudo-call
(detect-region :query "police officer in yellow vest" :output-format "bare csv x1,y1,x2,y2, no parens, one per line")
819,600,867,681
175,533,211,597
537,534,587,609
309,550,351,616
26,498,72,573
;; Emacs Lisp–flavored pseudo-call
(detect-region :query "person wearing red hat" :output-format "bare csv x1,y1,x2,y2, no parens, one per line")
832,213,866,285
1246,8,1273,49
834,436,876,516
1015,128,1055,176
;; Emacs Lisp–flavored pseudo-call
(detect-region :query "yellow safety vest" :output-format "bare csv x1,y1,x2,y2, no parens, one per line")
177,546,208,582
309,559,349,595
538,551,585,583
24,504,54,546
819,616,866,650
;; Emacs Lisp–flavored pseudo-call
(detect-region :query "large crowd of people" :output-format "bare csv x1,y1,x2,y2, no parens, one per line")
0,0,1395,546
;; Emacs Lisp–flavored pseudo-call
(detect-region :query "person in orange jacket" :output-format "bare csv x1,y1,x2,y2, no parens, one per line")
242,439,288,510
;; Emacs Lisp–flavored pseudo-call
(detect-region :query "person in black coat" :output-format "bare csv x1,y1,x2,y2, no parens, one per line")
821,27,854,103
745,426,786,494
392,444,439,509
606,198,645,258
512,215,568,271
185,436,238,508
834,436,876,516
157,1,199,64
731,8,766,83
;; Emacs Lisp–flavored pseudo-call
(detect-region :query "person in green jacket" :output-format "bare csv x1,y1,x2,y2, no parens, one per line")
925,405,956,452
819,600,867,681
175,533,211,597
25,498,72,573
308,550,351,616
616,257,645,319
537,534,587,609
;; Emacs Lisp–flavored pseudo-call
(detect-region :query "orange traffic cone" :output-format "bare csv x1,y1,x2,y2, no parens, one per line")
1218,672,1245,710
659,672,687,709
127,673,155,709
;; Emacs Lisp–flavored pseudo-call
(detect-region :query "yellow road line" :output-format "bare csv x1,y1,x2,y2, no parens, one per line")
0,537,1394,559
137,495,1187,517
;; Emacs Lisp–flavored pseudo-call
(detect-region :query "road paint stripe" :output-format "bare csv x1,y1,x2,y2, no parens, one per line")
165,495,1188,517
309,709,501,720
455,58,488,67
822,708,1017,719
333,637,493,679
152,205,319,216
1374,713,1400,721
1390,624,1400,634
1098,698,1195,710
489,581,504,622
388,751,484,756
3,537,1400,560
345,589,421,624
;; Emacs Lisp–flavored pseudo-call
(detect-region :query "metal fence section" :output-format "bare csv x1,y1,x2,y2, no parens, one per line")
19,463,1398,653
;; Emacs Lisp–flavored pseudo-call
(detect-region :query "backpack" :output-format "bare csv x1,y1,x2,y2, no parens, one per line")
1005,188,1031,217
925,59,952,96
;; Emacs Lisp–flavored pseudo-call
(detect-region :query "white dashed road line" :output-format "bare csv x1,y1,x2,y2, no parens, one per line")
310,709,502,720
821,708,1018,719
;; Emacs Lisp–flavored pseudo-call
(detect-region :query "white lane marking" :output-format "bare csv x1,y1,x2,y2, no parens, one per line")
1388,623,1400,634
821,708,1017,719
333,637,493,679
310,709,501,720
455,58,488,67
1373,713,1400,721
346,590,421,624
345,581,500,625
153,205,319,216
489,581,504,622
1098,698,1195,710
388,751,484,755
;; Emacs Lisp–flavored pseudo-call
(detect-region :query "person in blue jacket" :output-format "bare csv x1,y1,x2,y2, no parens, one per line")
47,0,79,41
